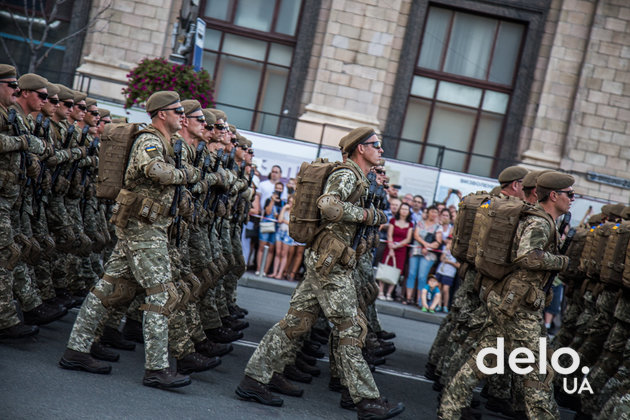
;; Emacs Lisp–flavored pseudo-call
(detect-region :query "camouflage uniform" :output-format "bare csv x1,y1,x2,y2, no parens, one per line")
66,126,198,370
439,208,565,420
245,159,380,403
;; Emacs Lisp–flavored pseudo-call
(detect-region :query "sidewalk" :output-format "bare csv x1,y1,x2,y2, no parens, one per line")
238,270,446,326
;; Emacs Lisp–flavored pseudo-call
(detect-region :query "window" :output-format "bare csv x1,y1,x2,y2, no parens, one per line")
201,0,303,133
397,6,525,177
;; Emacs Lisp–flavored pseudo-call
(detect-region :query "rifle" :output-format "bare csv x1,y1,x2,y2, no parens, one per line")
50,124,75,186
80,137,100,186
65,125,90,182
215,148,236,232
192,154,211,222
202,148,224,210
33,113,43,137
231,162,252,236
7,108,29,181
33,117,51,217
544,211,573,294
170,139,184,247
352,172,377,250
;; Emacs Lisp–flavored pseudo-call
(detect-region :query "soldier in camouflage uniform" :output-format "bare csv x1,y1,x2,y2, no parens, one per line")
236,126,405,419
439,171,574,420
0,65,43,339
60,91,199,389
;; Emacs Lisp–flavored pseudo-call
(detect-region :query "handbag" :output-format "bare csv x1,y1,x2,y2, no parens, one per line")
376,254,401,285
259,221,276,233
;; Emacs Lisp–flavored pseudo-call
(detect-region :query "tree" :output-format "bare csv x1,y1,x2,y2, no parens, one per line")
1,0,111,75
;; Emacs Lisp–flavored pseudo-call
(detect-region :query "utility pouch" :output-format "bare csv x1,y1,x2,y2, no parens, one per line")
138,197,162,224
498,281,528,317
110,189,137,229
313,232,355,278
525,286,546,310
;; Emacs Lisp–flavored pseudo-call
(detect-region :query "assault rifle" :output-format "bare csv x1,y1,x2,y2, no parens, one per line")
33,117,51,217
352,172,377,250
65,126,90,182
544,211,573,294
170,139,184,247
50,124,75,186
7,108,30,181
202,148,224,210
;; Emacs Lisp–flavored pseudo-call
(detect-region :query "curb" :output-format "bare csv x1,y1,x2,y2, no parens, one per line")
238,271,446,326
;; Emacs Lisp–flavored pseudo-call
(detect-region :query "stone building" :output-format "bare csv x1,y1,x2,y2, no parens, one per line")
5,0,628,201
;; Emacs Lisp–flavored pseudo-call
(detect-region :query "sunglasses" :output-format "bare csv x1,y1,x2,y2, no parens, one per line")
101,120,111,125
76,104,87,111
63,101,74,108
187,115,205,122
0,80,19,89
362,141,382,149
48,98,60,105
247,149,254,155
34,90,48,101
214,123,228,131
375,169,385,175
162,106,185,115
555,190,575,199
238,145,248,150
88,110,99,117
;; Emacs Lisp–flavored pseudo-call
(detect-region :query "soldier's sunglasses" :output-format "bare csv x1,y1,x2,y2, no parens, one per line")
187,115,205,122
63,101,74,108
162,106,185,115
0,80,19,89
48,98,60,105
101,120,111,125
362,141,382,149
555,190,575,199
375,169,385,175
88,110,99,117
238,145,248,150
33,90,48,101
76,104,87,111
247,149,254,155
214,123,228,131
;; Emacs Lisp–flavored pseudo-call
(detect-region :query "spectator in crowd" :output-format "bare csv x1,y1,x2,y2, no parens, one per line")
444,188,463,208
378,203,414,301
404,205,442,305
384,197,401,222
544,277,564,333
256,182,285,276
286,177,296,195
258,165,286,212
385,183,401,211
243,164,261,269
270,195,296,280
435,235,459,313
439,208,453,239
402,193,413,206
411,195,425,223
448,204,457,224
420,275,441,313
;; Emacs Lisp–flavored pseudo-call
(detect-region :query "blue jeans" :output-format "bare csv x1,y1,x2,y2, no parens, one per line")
406,255,435,294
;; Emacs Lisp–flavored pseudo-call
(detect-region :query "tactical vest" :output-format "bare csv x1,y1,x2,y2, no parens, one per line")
559,226,587,284
600,221,630,287
451,190,491,264
582,222,614,280
289,158,364,246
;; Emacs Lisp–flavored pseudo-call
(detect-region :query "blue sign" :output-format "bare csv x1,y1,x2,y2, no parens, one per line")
192,18,206,71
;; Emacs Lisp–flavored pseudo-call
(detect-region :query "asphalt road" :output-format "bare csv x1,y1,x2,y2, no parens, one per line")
0,284,574,419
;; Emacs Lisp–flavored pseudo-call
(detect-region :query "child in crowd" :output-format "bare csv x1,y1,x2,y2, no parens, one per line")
435,235,459,313
420,275,441,313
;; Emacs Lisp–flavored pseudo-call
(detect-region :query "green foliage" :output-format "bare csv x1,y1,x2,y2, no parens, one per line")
122,58,215,109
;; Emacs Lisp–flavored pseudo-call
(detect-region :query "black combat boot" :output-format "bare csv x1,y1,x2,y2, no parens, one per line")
283,364,313,383
425,362,439,381
485,395,516,417
301,340,325,359
228,304,245,319
235,375,284,406
268,372,304,397
328,376,344,392
195,339,233,357
90,341,120,362
310,329,328,345
59,348,112,374
371,343,396,358
363,349,386,366
0,322,38,339
54,288,79,309
460,406,483,420
143,368,191,388
295,356,320,377
222,315,249,331
23,302,67,325
122,319,144,343
101,326,136,351
376,330,396,340
205,326,243,343
176,352,221,374
356,397,405,420
297,351,317,366
340,387,356,410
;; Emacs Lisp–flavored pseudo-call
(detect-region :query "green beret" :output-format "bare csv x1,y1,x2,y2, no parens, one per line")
45,83,60,97
55,84,74,101
236,134,248,147
522,169,553,189
146,90,180,114
0,64,16,79
202,109,216,125
85,97,98,108
340,126,376,154
208,108,227,121
98,108,110,118
536,171,575,190
73,90,87,103
18,73,48,91
181,99,202,116
605,203,625,219
490,186,502,196
498,166,529,184
621,207,630,221
588,213,603,225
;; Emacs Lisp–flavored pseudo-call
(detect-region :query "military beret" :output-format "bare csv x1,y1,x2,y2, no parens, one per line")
181,99,202,116
55,84,74,101
85,97,98,108
229,124,237,135
45,83,60,98
621,207,630,221
73,90,87,103
522,169,553,189
490,186,502,196
245,138,252,148
587,213,603,225
145,91,180,114
202,109,216,125
98,108,110,118
236,134,248,147
536,171,574,190
208,108,227,121
18,73,48,91
340,126,376,154
498,166,529,183
607,203,625,219
0,64,16,79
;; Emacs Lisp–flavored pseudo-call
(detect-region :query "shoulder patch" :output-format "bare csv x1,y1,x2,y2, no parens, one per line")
145,145,159,158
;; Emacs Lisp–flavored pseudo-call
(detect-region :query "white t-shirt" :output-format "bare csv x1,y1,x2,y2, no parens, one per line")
436,249,457,278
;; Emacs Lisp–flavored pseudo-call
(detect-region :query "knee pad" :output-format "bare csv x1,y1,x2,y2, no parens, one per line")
333,311,368,348
140,282,179,317
91,275,138,308
175,278,191,310
185,272,204,301
278,307,318,340
0,242,21,270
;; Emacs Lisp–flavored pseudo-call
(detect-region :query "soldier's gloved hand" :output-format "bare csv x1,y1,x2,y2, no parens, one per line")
218,254,229,273
366,281,379,304
356,237,367,256
178,189,194,220
27,134,45,154
559,256,570,272
42,141,55,159
26,157,41,179
45,154,59,167
193,179,209,195
37,235,56,258
364,208,387,226
18,135,30,151
208,261,221,278
72,146,87,160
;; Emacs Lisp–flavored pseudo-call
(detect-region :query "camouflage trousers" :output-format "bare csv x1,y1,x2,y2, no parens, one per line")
31,199,55,300
246,250,379,403
428,312,455,367
439,292,559,420
551,293,583,350
199,223,225,329
12,262,42,312
597,338,630,420
577,288,620,368
67,235,173,370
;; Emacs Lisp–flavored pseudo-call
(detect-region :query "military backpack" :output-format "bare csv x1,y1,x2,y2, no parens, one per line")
451,190,491,264
600,221,630,287
559,226,588,283
289,158,363,245
581,222,614,280
96,122,146,200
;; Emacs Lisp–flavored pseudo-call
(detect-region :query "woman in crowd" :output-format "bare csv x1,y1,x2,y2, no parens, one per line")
439,208,453,239
404,205,442,305
379,202,414,301
270,195,296,280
